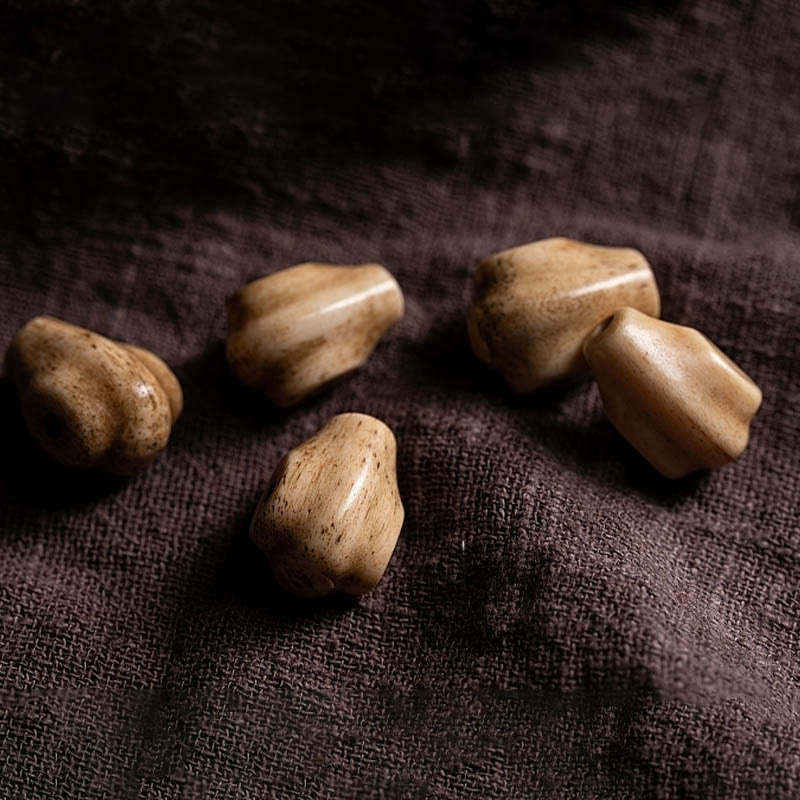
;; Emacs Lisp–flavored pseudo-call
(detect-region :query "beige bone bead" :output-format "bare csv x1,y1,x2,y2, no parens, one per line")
583,307,762,479
250,413,404,598
467,237,660,392
4,316,182,475
226,263,404,407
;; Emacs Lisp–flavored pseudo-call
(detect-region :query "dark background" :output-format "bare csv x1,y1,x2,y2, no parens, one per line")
1,0,799,797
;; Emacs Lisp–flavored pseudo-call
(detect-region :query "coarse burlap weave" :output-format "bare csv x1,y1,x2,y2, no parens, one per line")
1,1,799,797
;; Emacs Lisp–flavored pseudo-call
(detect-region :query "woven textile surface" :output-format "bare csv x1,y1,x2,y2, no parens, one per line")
1,0,799,797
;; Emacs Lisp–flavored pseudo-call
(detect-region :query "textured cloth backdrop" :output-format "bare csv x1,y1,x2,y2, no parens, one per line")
1,0,800,797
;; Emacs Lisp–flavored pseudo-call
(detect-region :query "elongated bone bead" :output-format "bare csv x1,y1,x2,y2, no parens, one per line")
468,237,660,392
250,413,404,598
583,307,762,479
226,263,404,406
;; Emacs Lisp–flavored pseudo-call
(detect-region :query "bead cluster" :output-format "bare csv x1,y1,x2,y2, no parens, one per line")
467,237,761,479
3,238,762,597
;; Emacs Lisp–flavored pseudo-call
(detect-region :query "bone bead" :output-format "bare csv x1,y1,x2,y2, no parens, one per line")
250,413,404,598
226,263,404,407
4,316,182,475
467,237,660,392
583,307,762,479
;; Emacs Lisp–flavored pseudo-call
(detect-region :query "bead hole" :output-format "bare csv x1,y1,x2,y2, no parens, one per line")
43,413,64,439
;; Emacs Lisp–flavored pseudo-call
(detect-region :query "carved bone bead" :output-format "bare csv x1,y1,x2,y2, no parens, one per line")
583,307,762,479
249,413,404,598
226,263,404,407
467,237,660,392
4,316,182,474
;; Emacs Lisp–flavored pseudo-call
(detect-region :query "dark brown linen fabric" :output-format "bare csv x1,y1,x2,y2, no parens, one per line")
2,0,800,797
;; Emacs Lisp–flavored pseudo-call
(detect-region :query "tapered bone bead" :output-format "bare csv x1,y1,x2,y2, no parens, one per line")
250,413,404,598
583,307,762,479
4,316,182,474
226,263,404,407
468,237,660,392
